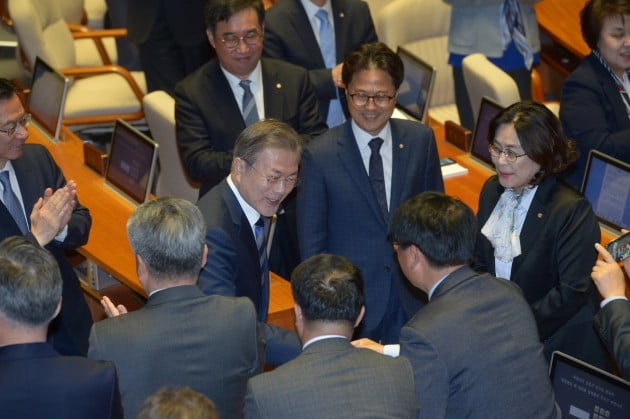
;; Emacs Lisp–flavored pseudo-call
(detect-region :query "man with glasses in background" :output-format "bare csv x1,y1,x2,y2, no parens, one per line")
297,43,444,344
196,119,302,365
0,78,92,356
176,0,326,278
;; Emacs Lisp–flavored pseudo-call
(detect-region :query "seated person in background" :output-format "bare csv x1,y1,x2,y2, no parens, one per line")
263,0,378,127
244,253,418,419
0,236,122,419
560,0,630,188
445,0,541,130
355,192,559,419
196,120,301,366
88,198,262,419
474,101,610,370
0,77,92,356
297,42,443,344
591,235,630,379
176,0,326,277
138,387,219,419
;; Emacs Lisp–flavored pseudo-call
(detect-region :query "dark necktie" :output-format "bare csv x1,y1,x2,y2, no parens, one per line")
255,216,269,322
240,79,259,127
368,137,388,220
0,171,28,234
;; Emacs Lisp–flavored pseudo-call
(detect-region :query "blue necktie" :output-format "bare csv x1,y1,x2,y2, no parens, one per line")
368,138,388,221
315,9,344,127
0,171,28,234
240,80,259,127
502,0,533,69
255,216,269,322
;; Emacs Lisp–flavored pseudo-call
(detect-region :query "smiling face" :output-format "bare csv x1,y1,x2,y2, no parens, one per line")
232,147,299,217
206,7,263,79
345,68,397,136
491,123,541,193
0,94,29,169
598,14,630,77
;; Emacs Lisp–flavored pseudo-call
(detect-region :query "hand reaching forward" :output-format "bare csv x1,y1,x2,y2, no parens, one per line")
592,241,628,299
101,296,128,318
30,181,77,246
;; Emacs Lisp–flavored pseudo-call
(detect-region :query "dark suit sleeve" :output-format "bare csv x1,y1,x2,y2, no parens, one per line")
174,80,233,185
528,198,600,339
594,299,630,379
296,147,328,259
560,66,630,163
41,146,91,249
292,66,329,139
400,325,449,419
423,128,445,192
107,364,124,419
198,227,238,296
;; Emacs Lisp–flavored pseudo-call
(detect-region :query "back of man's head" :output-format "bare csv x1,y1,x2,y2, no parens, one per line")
127,198,206,282
205,0,265,33
291,254,364,326
0,236,62,327
390,192,477,269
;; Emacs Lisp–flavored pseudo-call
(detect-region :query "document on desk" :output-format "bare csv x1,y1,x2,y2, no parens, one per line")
440,157,469,179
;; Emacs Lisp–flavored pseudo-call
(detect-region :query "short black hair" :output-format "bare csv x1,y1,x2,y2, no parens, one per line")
581,0,630,50
205,0,265,32
390,192,476,268
0,78,17,101
291,254,364,324
342,42,404,89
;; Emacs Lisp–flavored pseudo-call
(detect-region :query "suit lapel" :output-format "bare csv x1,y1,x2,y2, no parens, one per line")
389,121,411,216
331,0,346,63
289,0,325,67
592,54,630,130
336,123,386,225
261,59,284,119
206,60,246,130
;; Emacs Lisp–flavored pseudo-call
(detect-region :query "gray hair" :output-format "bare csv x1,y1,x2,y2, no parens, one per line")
0,236,62,326
232,119,302,166
127,198,206,281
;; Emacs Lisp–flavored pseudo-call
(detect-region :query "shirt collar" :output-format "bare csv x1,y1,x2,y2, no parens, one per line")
227,174,261,230
428,273,450,301
221,60,263,92
301,0,333,21
302,334,347,349
351,119,392,152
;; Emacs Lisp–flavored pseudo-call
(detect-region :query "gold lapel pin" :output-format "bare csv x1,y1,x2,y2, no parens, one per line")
339,12,345,18
399,144,404,149
276,83,282,89
537,212,543,219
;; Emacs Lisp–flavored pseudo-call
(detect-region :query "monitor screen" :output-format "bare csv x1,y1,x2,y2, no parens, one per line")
581,150,630,231
28,56,68,142
396,46,436,123
470,96,504,167
105,119,158,204
549,351,629,419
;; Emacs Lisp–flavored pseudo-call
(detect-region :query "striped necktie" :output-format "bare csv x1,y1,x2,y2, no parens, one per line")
240,79,259,126
255,216,269,321
0,171,28,234
315,8,345,127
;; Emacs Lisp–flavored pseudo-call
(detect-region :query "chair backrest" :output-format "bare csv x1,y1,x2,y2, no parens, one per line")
59,0,85,24
377,0,451,49
462,53,521,125
8,0,76,70
143,91,200,203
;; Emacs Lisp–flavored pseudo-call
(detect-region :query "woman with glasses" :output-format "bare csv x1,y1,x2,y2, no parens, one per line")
560,0,630,188
474,101,610,370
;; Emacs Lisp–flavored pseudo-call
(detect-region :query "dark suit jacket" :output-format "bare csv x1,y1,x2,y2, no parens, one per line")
594,299,630,379
560,53,630,188
475,175,608,367
244,337,418,418
127,0,206,45
0,342,122,418
175,58,326,196
0,144,92,356
400,266,559,419
263,0,378,118
297,119,443,340
88,285,263,419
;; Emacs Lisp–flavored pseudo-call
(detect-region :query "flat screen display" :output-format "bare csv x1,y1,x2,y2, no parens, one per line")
396,46,436,123
105,119,158,204
28,56,69,142
470,96,504,167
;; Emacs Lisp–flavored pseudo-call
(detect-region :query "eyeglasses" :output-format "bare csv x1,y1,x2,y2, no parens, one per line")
488,143,527,163
348,92,395,107
220,31,263,49
243,159,299,187
0,113,31,137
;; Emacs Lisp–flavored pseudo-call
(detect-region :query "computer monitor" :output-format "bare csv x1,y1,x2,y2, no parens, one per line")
581,150,630,231
469,96,504,168
549,351,629,419
395,46,436,123
105,119,158,204
28,56,69,142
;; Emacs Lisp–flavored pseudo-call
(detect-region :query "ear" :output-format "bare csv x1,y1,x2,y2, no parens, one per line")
354,306,365,328
201,244,209,268
206,29,216,49
51,299,62,321
136,254,149,285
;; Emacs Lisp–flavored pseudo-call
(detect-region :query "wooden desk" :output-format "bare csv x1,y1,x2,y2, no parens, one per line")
535,0,589,75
